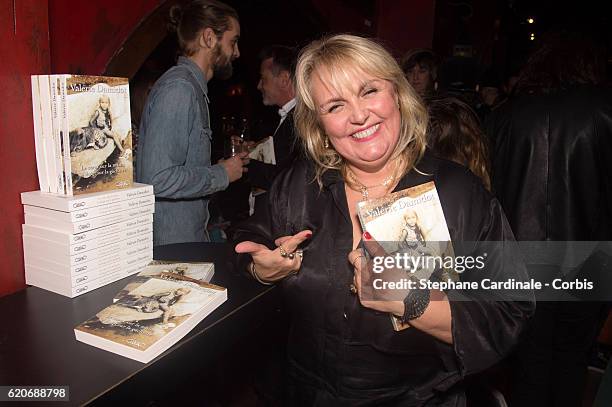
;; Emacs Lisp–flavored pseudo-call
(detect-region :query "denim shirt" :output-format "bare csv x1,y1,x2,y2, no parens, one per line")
136,56,229,245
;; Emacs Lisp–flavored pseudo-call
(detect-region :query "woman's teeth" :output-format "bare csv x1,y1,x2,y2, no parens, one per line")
352,123,380,139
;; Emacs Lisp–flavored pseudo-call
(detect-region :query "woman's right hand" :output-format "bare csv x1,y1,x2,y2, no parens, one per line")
235,230,312,282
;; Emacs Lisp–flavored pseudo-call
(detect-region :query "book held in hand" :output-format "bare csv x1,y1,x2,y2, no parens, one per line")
74,277,227,363
356,181,457,331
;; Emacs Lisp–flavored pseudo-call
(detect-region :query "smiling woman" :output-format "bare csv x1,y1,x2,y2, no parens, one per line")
295,35,427,186
233,34,534,405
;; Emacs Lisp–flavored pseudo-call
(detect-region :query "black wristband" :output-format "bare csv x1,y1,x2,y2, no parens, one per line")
402,286,431,322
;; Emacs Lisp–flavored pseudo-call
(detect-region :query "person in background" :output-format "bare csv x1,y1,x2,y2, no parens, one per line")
130,69,159,166
401,48,441,97
426,95,491,190
475,68,506,122
486,30,612,407
136,0,248,245
233,34,533,405
246,45,302,190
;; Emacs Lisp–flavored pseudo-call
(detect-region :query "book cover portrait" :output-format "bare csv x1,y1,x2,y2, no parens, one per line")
66,75,133,195
76,278,217,352
358,181,452,258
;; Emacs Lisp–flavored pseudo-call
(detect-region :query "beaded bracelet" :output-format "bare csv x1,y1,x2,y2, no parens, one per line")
401,286,431,322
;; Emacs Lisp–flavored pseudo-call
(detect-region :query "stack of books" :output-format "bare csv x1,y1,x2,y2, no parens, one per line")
21,184,155,297
24,73,154,297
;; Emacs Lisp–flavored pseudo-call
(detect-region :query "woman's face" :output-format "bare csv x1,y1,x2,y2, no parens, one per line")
405,212,417,227
311,68,401,172
406,64,432,95
100,99,110,111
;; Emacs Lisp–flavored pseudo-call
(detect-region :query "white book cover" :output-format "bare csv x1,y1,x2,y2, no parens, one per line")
21,213,153,246
23,222,152,256
50,75,66,194
23,194,155,222
21,183,153,212
25,247,152,278
27,253,151,288
31,75,50,192
63,75,133,195
38,75,58,193
58,75,73,194
23,230,151,266
24,204,154,234
52,75,72,196
74,278,227,363
25,258,148,298
356,181,457,331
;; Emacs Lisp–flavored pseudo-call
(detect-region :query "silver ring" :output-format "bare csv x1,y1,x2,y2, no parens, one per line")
279,245,289,258
296,249,303,260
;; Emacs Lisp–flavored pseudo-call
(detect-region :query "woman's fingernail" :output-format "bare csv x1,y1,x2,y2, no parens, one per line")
363,231,372,240
306,233,312,239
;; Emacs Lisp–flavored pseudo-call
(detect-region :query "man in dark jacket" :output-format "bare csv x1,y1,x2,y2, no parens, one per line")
248,45,302,190
486,31,612,407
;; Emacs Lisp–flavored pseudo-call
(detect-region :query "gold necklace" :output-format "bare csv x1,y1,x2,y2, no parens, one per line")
346,167,397,200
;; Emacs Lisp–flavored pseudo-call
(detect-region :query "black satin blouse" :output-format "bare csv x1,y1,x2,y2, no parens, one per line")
233,151,534,406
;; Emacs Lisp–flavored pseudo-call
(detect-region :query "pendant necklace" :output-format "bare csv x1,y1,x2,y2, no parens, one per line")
346,164,398,200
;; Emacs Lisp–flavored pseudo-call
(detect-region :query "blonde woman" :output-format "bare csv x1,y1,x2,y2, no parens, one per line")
234,34,532,405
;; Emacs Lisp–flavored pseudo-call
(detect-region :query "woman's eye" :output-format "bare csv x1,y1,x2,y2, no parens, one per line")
328,104,341,113
363,88,378,96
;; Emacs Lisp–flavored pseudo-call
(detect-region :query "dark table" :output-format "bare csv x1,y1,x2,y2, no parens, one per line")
0,243,281,406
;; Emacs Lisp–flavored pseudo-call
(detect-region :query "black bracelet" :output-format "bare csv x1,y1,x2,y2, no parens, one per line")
402,286,431,322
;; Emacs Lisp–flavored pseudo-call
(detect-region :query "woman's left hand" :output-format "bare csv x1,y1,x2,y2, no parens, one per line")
348,233,453,343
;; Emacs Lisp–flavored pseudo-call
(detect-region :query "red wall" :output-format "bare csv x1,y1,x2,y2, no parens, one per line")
0,0,50,296
49,0,163,74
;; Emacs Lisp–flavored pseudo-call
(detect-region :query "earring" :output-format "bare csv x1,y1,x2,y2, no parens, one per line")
324,138,329,148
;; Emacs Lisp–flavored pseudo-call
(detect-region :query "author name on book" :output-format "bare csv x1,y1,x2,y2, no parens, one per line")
70,84,127,94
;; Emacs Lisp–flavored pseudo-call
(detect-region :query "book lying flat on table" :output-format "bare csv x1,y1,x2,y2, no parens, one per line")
113,260,215,303
356,181,457,331
74,277,227,363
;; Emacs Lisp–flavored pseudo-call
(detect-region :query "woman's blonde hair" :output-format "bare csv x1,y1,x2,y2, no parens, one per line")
294,34,428,185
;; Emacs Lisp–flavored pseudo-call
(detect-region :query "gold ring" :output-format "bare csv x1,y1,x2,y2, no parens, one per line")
279,245,289,258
